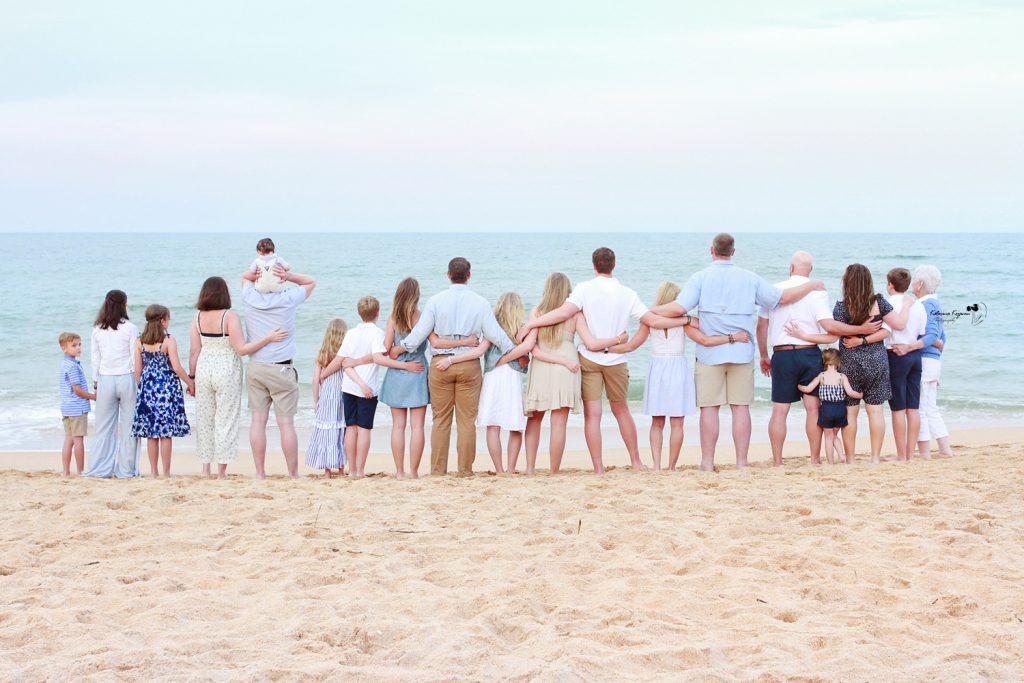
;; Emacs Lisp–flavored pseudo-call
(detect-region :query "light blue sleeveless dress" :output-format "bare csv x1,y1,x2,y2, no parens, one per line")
379,331,429,408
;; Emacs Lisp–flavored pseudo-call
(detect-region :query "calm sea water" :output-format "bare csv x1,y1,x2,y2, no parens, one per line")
5,232,1021,450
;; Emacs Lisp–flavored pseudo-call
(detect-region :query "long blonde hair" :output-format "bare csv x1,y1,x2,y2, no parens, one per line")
316,319,348,367
537,272,572,349
391,277,420,335
493,292,525,342
654,282,681,306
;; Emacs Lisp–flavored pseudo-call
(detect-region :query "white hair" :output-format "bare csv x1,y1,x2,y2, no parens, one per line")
913,265,942,294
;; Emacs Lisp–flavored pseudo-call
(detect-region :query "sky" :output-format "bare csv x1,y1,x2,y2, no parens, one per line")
1,1,1022,233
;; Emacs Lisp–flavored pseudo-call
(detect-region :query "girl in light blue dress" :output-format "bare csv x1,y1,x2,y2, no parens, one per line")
307,319,348,477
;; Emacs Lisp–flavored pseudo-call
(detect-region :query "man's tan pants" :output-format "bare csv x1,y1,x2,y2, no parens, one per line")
428,357,482,475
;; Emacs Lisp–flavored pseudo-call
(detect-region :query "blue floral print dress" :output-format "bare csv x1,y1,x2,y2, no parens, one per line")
131,336,191,438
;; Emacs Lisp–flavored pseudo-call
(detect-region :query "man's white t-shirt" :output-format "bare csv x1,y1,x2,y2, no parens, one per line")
567,276,648,366
337,322,386,396
757,275,832,347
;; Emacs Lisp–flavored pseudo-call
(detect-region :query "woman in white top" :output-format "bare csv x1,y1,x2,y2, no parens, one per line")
589,282,747,470
84,290,141,478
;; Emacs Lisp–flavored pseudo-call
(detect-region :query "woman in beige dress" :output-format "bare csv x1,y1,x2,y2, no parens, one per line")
523,273,623,474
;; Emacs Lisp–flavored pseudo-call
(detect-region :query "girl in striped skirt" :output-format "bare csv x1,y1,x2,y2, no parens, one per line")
306,319,349,477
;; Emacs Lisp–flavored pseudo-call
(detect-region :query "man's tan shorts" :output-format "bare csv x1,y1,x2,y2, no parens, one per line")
580,355,630,402
62,414,88,437
247,361,299,417
695,361,755,407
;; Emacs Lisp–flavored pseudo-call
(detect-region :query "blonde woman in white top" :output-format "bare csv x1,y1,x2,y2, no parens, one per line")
587,283,748,470
84,290,141,478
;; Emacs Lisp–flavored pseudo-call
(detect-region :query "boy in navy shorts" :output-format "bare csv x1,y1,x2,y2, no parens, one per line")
337,296,386,478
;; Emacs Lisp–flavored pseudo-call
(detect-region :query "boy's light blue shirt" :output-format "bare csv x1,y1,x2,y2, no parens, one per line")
402,284,515,356
60,355,91,417
677,260,782,366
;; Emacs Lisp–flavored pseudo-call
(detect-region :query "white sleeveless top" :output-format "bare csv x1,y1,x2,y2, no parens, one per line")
649,326,686,357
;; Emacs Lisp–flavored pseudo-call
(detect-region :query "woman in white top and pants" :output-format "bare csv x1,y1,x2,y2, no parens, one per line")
84,290,141,478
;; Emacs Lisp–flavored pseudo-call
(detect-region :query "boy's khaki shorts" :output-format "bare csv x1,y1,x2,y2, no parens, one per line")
580,355,630,402
695,361,755,407
63,414,88,437
247,362,299,417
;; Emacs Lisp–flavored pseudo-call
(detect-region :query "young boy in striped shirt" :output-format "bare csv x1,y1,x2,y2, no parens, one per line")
59,332,96,477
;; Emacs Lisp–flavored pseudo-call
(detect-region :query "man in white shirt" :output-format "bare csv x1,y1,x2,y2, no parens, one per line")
757,252,886,466
884,268,928,461
519,247,686,474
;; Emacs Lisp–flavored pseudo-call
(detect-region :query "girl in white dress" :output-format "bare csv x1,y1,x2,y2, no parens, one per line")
436,292,532,474
596,282,747,470
307,319,349,477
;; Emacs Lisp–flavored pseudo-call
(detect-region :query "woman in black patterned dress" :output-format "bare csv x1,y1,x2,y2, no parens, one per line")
831,264,910,463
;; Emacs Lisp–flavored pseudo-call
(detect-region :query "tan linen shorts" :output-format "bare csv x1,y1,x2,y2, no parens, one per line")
580,355,630,402
694,361,755,407
247,361,299,417
62,414,88,437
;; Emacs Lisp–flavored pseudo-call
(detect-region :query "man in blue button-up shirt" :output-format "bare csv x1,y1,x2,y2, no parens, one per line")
394,257,518,476
651,234,825,472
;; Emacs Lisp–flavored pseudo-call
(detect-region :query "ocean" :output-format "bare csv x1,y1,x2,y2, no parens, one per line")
5,232,1021,451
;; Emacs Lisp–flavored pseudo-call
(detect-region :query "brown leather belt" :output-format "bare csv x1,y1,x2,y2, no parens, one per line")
772,344,816,352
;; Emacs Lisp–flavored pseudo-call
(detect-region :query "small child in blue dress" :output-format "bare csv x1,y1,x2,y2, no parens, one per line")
131,304,194,478
307,319,349,478
798,348,862,465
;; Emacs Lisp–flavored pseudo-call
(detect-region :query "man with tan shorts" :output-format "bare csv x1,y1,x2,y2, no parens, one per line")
519,247,688,473
651,234,824,471
242,266,316,479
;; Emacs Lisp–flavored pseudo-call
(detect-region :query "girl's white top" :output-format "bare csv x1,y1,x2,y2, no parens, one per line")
649,326,686,357
90,320,139,382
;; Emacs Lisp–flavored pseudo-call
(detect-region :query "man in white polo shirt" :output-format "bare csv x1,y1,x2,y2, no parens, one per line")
519,247,686,474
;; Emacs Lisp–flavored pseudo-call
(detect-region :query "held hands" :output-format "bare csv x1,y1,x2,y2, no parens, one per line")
404,361,425,373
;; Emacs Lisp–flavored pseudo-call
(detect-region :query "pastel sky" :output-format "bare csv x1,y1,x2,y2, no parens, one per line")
2,1,1021,232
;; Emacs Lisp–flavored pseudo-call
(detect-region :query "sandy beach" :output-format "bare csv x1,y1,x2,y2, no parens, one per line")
2,426,1022,680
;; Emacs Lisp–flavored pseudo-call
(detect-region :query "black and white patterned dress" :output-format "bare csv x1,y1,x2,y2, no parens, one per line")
833,295,893,406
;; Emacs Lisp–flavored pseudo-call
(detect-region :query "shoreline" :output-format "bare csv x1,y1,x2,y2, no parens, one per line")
5,424,1021,476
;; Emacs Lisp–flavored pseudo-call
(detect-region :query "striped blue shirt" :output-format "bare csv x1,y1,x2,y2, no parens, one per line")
60,356,91,417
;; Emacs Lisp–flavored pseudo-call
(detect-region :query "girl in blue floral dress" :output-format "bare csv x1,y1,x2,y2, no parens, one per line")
131,304,195,477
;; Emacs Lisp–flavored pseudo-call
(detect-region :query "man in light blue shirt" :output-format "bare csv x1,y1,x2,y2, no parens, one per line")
241,266,316,479
651,233,824,471
393,257,517,476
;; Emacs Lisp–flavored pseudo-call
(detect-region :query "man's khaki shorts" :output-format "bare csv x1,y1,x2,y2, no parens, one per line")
580,355,630,402
694,361,755,407
62,414,88,437
247,361,299,417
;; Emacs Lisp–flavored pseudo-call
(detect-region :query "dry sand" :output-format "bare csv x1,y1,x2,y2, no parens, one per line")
2,428,1024,681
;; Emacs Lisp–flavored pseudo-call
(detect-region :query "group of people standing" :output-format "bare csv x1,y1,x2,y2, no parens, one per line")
57,233,951,480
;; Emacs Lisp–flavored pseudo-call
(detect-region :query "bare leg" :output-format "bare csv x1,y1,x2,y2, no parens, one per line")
217,463,228,479
803,396,822,465
823,429,835,465
649,416,665,471
583,400,604,474
699,406,720,471
61,436,74,477
409,407,426,478
892,409,908,461
201,462,212,477
843,405,858,464
767,402,789,466
344,427,357,477
507,430,523,474
523,412,544,475
865,403,885,463
73,437,86,475
906,409,921,461
485,426,504,473
610,400,644,470
668,417,684,470
277,414,299,478
834,432,845,463
356,427,372,477
160,437,172,477
249,409,270,479
147,438,160,477
391,408,407,479
731,404,752,468
549,409,569,474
